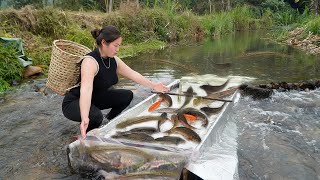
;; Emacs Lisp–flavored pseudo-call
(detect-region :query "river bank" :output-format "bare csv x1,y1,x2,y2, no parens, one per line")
1,4,319,93
285,27,320,55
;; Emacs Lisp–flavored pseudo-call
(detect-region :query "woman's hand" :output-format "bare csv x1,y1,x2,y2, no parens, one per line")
80,117,89,138
152,82,170,93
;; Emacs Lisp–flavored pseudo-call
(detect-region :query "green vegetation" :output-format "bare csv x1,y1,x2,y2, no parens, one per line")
305,16,320,35
0,44,24,91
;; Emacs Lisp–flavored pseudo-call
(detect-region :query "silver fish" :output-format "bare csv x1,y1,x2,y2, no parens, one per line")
116,113,168,129
200,79,230,95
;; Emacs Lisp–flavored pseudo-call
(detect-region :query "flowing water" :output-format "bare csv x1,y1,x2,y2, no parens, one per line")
0,31,319,179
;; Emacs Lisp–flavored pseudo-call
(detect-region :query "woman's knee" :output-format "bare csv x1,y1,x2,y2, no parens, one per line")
88,110,103,130
89,109,103,124
117,89,133,106
62,101,81,122
126,90,133,104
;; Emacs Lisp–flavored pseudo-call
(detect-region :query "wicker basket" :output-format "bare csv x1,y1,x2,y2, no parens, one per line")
46,39,91,95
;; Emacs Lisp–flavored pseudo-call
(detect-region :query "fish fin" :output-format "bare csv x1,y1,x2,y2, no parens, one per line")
148,100,162,112
180,86,194,109
184,114,197,123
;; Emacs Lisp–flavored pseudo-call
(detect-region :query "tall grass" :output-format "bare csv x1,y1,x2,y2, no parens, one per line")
0,44,24,91
201,5,260,37
305,16,320,35
231,5,257,30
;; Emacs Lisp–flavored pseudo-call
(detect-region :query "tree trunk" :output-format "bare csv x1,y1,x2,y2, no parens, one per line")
315,0,319,15
105,0,108,12
208,0,212,13
109,0,113,13
227,0,231,10
221,0,225,11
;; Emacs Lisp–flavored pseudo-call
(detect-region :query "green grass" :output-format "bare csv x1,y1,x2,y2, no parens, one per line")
0,44,24,92
118,40,166,58
305,16,320,35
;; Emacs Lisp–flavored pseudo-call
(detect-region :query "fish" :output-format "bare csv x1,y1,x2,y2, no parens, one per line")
183,114,197,123
107,170,178,179
193,86,238,106
214,62,232,67
200,103,225,116
90,151,121,165
154,107,179,113
127,127,158,134
148,99,162,112
168,114,179,132
159,93,172,107
180,86,194,109
155,136,186,145
116,113,168,129
86,144,155,162
137,159,179,172
157,117,171,132
200,78,230,95
111,132,155,142
148,94,173,112
176,110,197,129
90,151,146,174
179,107,208,128
166,127,201,143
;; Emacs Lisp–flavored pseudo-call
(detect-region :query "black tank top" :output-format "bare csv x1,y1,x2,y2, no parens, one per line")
68,48,118,99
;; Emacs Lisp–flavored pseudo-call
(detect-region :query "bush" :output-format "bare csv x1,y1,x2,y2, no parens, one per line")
0,44,24,87
305,16,320,35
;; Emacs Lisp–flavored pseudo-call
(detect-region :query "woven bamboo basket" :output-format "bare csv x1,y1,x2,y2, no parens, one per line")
46,39,91,95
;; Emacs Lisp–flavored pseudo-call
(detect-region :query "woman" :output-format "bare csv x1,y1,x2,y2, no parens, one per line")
62,26,169,138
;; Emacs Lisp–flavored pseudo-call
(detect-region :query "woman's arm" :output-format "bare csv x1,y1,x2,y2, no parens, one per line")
116,57,169,92
79,57,97,138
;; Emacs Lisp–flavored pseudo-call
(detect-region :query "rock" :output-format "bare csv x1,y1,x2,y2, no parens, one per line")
24,65,42,78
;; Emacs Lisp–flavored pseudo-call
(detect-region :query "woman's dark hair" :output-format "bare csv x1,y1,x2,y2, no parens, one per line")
91,26,121,46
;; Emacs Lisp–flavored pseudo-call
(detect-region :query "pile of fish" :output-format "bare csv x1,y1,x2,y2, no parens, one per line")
68,78,238,179
69,138,188,179
111,79,236,146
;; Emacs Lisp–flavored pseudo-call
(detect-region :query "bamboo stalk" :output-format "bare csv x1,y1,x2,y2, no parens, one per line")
151,91,233,102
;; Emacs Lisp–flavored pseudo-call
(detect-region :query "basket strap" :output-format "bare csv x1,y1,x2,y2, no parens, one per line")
78,55,99,76
114,56,120,67
66,83,80,92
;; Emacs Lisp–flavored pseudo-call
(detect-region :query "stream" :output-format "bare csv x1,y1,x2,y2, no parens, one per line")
0,31,319,179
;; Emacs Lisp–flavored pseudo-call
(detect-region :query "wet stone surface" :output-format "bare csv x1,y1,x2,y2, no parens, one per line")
0,79,147,179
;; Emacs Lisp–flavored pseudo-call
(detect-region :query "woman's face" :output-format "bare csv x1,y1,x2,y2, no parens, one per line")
102,37,122,57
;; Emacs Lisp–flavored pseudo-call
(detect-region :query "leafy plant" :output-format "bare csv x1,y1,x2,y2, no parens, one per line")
305,16,320,35
0,44,24,87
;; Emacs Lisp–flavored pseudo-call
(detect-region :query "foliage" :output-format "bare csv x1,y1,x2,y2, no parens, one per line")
4,0,43,8
0,44,24,87
0,78,11,92
33,7,70,39
261,0,287,12
201,5,261,37
54,0,100,11
65,24,95,49
260,9,274,28
231,5,256,30
305,16,320,35
118,40,166,58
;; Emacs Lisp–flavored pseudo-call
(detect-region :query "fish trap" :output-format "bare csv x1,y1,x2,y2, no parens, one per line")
46,39,91,95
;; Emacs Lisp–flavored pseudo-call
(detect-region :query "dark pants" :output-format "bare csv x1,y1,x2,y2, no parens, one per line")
62,87,133,132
